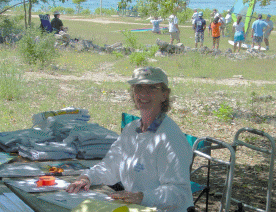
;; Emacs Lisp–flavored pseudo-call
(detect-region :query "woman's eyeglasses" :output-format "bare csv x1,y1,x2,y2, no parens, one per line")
134,84,162,93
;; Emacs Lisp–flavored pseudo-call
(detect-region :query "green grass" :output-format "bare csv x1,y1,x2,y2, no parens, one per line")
0,14,275,138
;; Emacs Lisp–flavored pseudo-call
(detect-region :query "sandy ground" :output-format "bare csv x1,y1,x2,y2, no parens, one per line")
24,70,276,86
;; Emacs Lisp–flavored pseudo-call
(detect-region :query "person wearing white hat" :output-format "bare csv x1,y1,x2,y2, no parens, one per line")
225,10,232,24
168,14,180,44
67,67,194,212
264,14,274,50
191,8,198,30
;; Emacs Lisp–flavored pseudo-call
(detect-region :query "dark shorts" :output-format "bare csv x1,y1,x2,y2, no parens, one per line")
253,36,263,43
213,36,220,40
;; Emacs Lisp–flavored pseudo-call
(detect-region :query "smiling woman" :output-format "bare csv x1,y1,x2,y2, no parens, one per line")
67,66,195,212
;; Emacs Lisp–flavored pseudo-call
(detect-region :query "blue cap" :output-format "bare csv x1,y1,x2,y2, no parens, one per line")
258,14,262,19
267,14,271,18
198,12,203,17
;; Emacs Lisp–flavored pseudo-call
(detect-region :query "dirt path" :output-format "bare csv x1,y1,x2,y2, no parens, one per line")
24,70,276,86
32,14,191,28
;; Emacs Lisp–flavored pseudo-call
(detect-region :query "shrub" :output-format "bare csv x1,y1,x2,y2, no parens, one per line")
18,28,57,65
49,6,66,14
213,102,234,122
129,51,148,66
81,8,91,15
121,30,138,49
121,30,159,66
0,15,24,38
0,60,23,101
136,1,149,18
94,8,117,16
65,7,75,15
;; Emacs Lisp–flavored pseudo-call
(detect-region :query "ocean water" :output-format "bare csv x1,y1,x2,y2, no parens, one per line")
8,0,276,15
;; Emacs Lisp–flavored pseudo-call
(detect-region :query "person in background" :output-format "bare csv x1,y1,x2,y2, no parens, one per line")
219,14,226,37
168,14,180,44
150,16,163,34
66,66,195,212
209,9,219,36
263,14,274,50
232,15,245,52
251,14,269,50
194,11,206,48
191,9,198,31
51,11,66,34
225,10,232,25
211,16,222,50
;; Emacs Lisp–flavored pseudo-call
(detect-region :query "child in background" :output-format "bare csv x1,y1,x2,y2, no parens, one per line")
211,16,222,50
150,16,163,34
232,15,245,52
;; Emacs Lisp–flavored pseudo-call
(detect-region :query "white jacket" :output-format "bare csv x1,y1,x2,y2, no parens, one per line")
82,115,194,211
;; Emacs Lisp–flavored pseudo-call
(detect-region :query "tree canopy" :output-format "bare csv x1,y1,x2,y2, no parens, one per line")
72,0,87,13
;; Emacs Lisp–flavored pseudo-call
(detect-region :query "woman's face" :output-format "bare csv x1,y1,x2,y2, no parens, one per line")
133,83,168,113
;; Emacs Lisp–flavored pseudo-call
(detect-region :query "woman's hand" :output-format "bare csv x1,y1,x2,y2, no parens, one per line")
109,191,143,204
66,176,91,193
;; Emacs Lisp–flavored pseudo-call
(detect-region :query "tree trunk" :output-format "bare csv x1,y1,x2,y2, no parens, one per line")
28,0,32,27
23,0,27,29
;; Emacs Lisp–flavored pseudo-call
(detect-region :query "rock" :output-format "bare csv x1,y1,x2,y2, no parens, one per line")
185,46,191,52
225,48,232,54
212,49,221,56
155,50,167,57
148,58,158,62
110,42,122,48
166,44,176,54
175,43,184,53
105,42,123,53
156,38,169,51
198,46,210,54
232,75,244,79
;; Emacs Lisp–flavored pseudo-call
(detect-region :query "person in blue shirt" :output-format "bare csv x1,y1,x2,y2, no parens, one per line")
251,14,270,50
193,12,206,48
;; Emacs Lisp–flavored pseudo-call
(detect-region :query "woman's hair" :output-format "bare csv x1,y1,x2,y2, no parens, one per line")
237,15,242,24
130,83,171,113
213,16,219,24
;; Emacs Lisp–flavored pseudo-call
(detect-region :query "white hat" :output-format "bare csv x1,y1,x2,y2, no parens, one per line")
169,15,175,19
54,11,60,15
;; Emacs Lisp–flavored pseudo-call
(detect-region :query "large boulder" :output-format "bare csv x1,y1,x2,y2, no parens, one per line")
156,38,169,51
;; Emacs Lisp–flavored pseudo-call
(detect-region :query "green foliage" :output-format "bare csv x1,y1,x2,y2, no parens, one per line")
112,51,124,59
129,45,158,66
0,15,24,37
49,6,66,14
94,8,117,16
80,8,90,15
0,59,23,101
18,28,57,65
121,30,159,66
72,0,87,13
129,51,148,66
137,0,186,19
65,7,75,15
121,30,138,49
177,8,192,24
136,0,149,18
213,102,234,122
